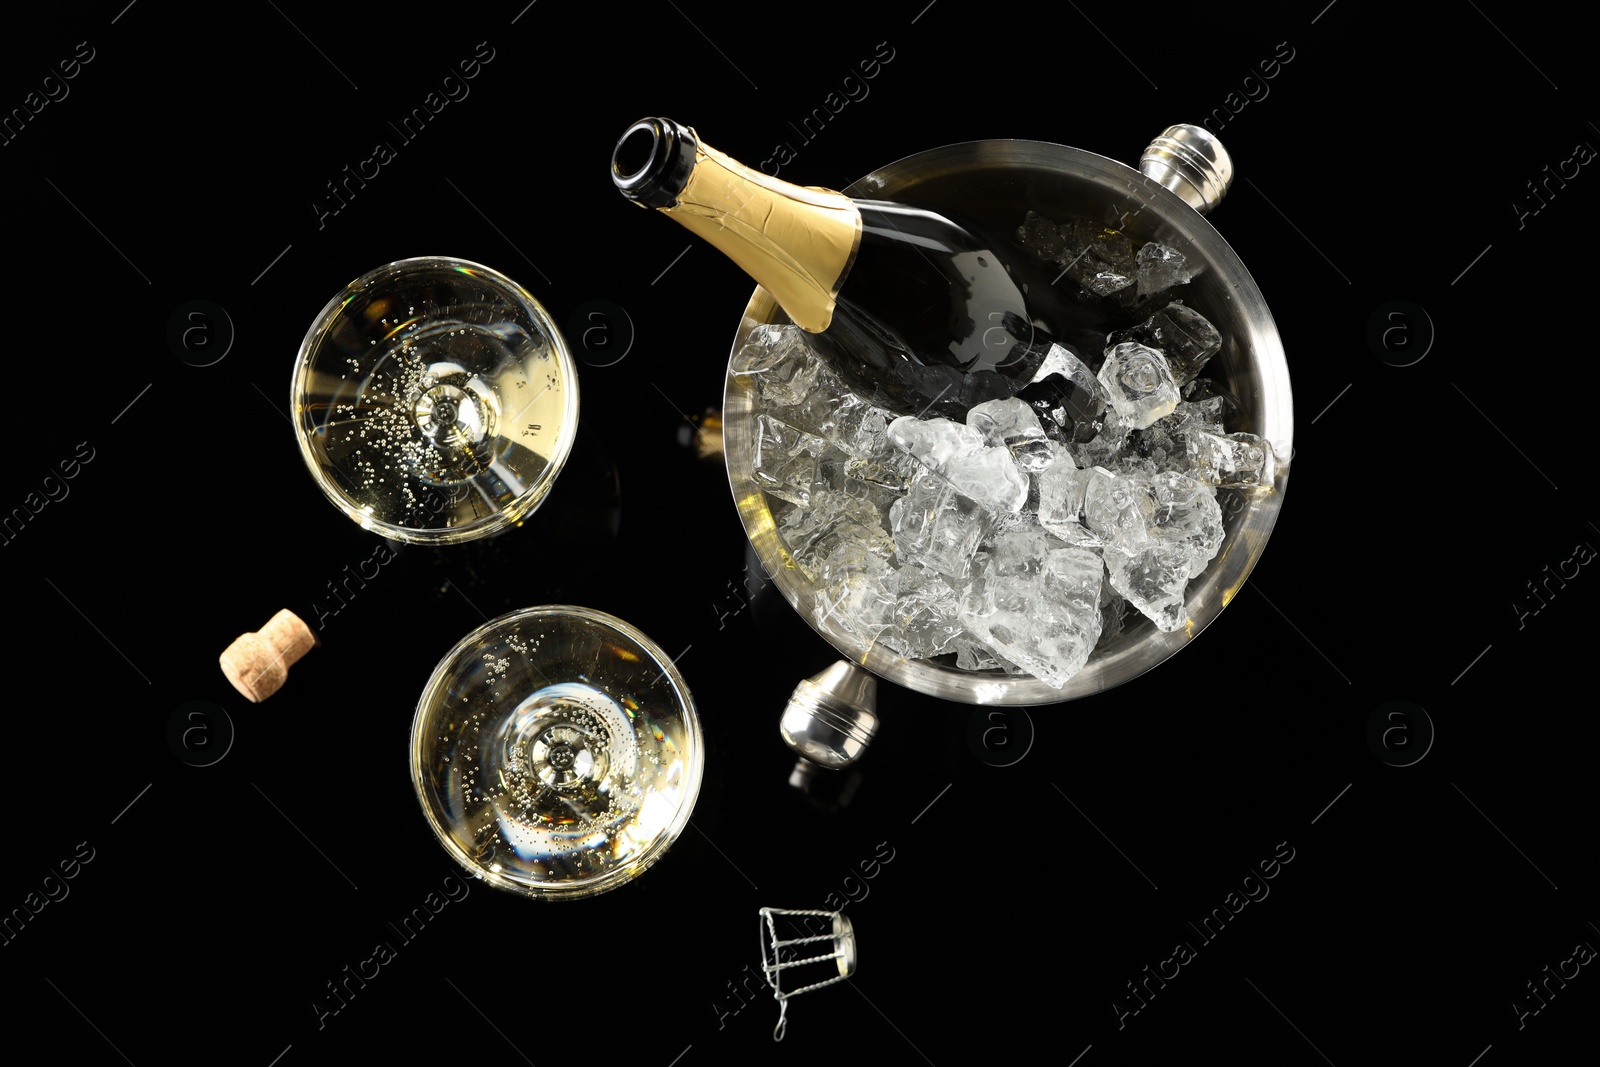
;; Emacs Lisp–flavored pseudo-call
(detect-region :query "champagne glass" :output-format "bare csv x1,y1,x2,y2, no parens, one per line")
292,256,579,544
410,606,704,900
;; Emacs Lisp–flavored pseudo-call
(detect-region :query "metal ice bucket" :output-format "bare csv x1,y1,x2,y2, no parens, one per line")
723,135,1293,705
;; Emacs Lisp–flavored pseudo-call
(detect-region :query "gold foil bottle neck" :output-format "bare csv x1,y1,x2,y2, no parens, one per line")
666,140,861,333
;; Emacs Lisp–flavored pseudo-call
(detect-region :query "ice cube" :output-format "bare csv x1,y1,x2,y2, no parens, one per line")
943,447,1029,513
796,382,894,458
814,543,896,645
753,414,826,507
958,546,1105,688
1109,303,1223,386
967,397,1054,473
1188,430,1275,489
1036,448,1105,548
952,637,1011,673
777,495,834,549
845,449,919,493
782,473,895,575
1016,213,1138,297
1135,242,1192,298
889,470,994,580
1104,543,1192,633
815,457,897,526
803,519,896,584
1066,408,1133,471
923,494,995,580
731,323,825,407
887,415,984,470
1181,377,1241,426
731,323,805,375
1095,581,1131,650
888,471,943,562
1018,344,1108,443
1145,471,1225,578
1082,469,1157,552
888,415,1027,513
1065,219,1138,297
883,564,965,659
989,527,1052,578
1097,342,1180,430
1016,210,1068,260
1129,401,1220,472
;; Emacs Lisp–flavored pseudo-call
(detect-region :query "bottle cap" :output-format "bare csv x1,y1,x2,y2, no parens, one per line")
220,609,316,702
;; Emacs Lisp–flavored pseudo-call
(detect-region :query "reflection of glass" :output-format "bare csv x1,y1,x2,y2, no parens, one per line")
293,257,579,544
411,606,703,901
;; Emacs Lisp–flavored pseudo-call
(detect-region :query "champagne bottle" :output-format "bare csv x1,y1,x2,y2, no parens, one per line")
611,116,1059,418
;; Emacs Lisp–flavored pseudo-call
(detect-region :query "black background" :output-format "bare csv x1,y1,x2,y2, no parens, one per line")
3,3,1595,1065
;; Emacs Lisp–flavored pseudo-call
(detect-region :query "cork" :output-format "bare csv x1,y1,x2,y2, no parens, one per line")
692,411,724,462
220,609,316,702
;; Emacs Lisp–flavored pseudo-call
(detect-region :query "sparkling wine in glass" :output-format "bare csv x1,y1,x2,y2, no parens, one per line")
292,256,579,544
410,606,704,900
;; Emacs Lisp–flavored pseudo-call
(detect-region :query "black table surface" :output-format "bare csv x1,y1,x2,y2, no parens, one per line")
4,4,1596,1065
